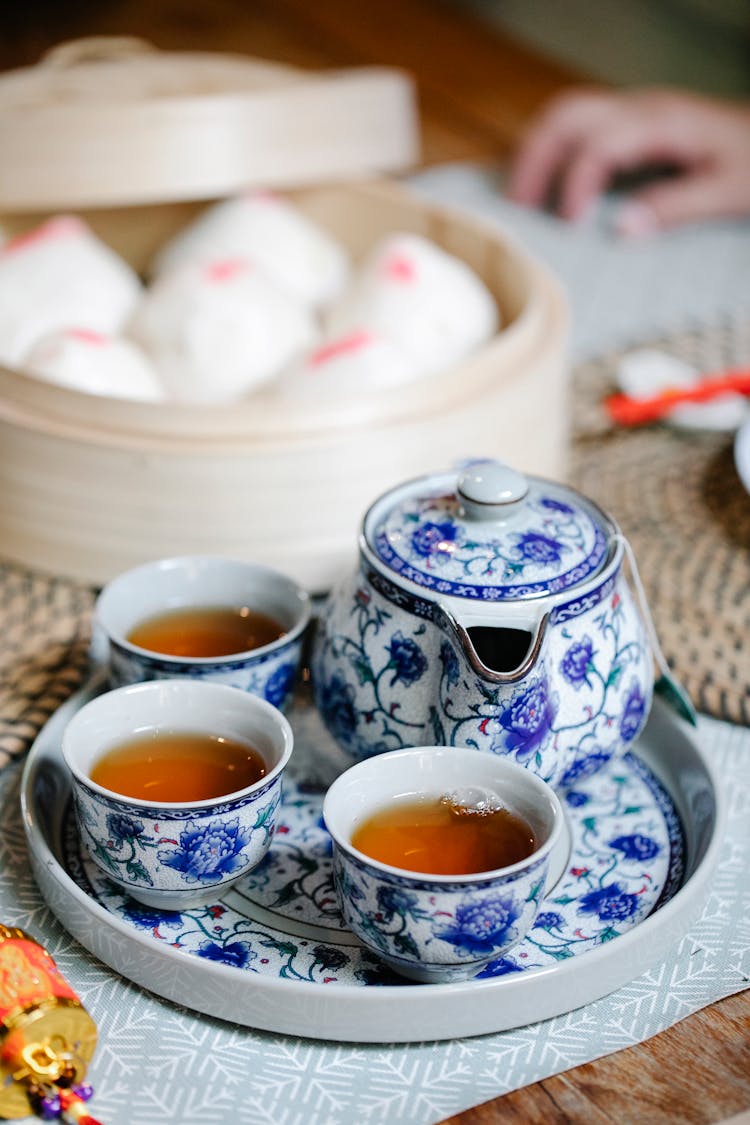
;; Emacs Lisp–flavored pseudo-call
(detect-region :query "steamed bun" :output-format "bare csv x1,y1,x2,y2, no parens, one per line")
325,232,498,378
21,328,164,402
151,191,350,310
0,216,142,367
272,329,420,400
128,259,319,403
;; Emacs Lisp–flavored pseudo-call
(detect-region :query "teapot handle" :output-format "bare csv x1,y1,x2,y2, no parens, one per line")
615,534,697,726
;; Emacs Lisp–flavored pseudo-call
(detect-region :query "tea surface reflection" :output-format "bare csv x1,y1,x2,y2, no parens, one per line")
127,605,286,658
351,794,536,874
90,729,267,802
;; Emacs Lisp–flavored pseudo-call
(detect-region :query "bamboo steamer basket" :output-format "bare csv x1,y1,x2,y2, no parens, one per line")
0,40,569,593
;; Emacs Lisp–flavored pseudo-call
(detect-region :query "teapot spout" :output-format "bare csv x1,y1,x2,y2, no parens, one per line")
440,605,550,683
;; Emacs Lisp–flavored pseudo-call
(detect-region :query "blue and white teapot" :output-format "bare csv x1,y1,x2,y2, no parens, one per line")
312,460,679,789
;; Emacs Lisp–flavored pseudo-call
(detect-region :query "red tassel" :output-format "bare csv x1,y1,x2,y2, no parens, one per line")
57,1088,106,1125
62,1108,105,1125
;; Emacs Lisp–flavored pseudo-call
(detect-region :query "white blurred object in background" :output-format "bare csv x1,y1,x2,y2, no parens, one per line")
617,347,749,430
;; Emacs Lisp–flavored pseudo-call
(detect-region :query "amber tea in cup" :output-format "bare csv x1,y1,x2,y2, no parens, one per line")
64,679,294,911
126,605,286,658
351,794,537,875
323,746,564,983
94,556,311,710
90,729,268,802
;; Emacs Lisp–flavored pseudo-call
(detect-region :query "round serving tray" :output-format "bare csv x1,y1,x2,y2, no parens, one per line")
21,681,722,1043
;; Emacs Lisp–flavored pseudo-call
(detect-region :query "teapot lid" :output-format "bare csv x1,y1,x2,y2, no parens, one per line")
363,460,613,601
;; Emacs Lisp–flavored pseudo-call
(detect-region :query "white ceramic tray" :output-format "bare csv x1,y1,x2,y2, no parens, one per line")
21,680,722,1043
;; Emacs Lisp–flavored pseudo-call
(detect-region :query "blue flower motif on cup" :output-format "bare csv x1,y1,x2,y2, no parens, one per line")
609,833,660,862
515,531,565,565
317,672,359,745
578,882,639,922
386,632,428,687
376,884,422,922
106,813,145,841
411,519,458,560
264,661,297,710
560,635,595,690
159,817,254,884
196,939,256,969
435,895,520,956
494,677,557,763
620,679,647,743
338,866,365,905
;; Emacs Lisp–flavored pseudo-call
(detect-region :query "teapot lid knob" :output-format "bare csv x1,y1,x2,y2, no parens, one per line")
457,460,529,520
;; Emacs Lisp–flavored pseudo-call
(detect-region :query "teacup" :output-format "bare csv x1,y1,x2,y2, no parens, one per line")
323,745,564,983
94,555,311,711
63,678,294,910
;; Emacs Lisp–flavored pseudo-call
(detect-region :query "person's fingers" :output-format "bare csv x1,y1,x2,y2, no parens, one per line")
506,123,580,207
510,87,750,232
617,171,750,235
506,90,615,207
553,141,619,220
553,111,706,221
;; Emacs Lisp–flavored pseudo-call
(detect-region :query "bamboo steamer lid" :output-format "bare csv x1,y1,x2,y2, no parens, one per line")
0,41,569,593
0,37,419,210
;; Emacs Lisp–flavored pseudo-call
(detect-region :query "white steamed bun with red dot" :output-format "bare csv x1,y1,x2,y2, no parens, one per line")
271,329,419,400
324,232,499,379
0,216,142,368
128,258,319,403
150,191,350,310
21,328,164,402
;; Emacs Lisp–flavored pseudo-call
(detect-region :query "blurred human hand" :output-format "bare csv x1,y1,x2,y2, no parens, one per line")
506,87,750,236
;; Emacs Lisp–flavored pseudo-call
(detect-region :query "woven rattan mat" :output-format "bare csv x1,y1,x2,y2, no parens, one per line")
0,563,93,766
571,313,750,725
1,313,749,765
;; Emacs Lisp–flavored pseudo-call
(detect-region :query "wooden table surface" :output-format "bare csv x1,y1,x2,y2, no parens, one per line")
1,1,749,1121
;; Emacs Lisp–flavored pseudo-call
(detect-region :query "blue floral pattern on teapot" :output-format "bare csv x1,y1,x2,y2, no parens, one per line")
312,462,654,788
